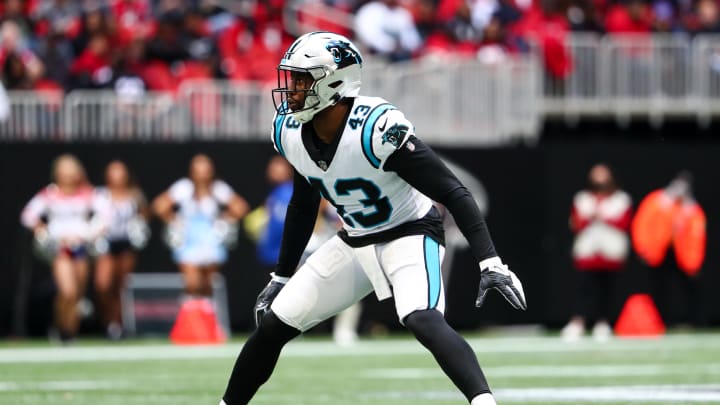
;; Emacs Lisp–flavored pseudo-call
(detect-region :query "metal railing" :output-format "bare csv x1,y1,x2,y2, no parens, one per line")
544,33,720,126
0,90,64,140
0,55,541,145
283,0,354,38
179,81,274,140
693,34,720,126
362,57,541,146
64,91,188,141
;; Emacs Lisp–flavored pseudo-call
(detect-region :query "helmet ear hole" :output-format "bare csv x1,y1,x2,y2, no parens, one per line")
328,80,343,89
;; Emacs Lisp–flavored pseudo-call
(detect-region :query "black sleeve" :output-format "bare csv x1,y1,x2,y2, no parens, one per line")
275,169,321,277
384,136,498,262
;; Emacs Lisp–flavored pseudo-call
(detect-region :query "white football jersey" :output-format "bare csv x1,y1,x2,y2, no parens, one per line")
168,178,234,220
271,96,433,237
21,184,110,241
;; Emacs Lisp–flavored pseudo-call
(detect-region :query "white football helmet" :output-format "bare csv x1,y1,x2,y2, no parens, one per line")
272,31,363,123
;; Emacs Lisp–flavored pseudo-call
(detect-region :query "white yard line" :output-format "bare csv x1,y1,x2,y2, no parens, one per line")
0,380,126,392
363,385,720,402
0,334,716,364
362,363,720,379
495,385,720,402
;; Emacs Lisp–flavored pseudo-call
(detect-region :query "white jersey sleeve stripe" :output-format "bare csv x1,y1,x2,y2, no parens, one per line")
361,103,395,168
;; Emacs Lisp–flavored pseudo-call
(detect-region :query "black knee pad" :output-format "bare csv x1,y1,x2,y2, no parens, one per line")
404,309,447,340
257,310,301,344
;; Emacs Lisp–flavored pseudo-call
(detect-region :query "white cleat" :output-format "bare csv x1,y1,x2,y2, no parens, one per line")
471,393,497,405
561,320,585,342
333,329,358,347
592,321,613,342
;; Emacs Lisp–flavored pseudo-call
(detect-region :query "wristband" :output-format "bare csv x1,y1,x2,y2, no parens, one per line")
479,256,502,271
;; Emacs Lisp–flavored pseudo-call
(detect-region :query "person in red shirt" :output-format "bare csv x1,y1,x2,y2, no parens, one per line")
562,163,632,341
69,33,114,88
692,0,720,33
509,0,573,79
110,0,153,42
605,0,653,33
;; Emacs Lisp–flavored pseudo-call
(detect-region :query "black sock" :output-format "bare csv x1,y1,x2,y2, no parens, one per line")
404,310,491,401
222,311,300,404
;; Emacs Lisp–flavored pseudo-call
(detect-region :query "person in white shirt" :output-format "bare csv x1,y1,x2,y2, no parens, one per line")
94,160,150,340
20,154,110,343
354,0,422,61
153,154,249,297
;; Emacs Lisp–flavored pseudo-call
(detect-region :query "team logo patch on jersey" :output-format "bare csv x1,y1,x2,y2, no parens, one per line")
381,124,409,149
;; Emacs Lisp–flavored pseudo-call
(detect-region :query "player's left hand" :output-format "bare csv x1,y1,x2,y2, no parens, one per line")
475,257,526,310
254,273,290,327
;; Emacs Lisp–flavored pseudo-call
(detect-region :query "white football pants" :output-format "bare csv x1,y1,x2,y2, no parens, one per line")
272,234,445,332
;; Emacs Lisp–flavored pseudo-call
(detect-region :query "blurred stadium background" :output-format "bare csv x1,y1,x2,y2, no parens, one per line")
1,0,720,403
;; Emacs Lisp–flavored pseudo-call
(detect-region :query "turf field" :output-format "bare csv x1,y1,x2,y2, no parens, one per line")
0,332,719,404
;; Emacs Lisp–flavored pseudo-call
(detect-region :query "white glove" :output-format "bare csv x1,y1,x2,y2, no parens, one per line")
164,219,185,249
127,216,150,249
213,219,239,249
33,228,58,263
476,257,527,310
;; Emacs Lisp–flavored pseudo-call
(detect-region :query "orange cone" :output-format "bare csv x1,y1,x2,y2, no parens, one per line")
170,298,227,345
614,294,666,338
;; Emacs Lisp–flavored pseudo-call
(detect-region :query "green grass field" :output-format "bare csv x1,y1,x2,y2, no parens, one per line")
1,332,719,404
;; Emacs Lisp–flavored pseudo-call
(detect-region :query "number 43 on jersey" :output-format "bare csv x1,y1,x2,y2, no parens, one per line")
308,177,392,228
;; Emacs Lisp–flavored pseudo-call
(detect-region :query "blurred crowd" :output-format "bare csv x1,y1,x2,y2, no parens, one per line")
2,0,720,93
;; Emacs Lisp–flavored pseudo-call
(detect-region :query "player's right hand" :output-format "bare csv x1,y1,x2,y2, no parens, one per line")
254,273,290,327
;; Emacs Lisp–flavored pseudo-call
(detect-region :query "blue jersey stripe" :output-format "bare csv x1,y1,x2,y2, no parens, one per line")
361,103,395,169
273,112,287,157
424,236,442,309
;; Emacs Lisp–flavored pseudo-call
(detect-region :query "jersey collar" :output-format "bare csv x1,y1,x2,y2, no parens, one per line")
301,98,355,172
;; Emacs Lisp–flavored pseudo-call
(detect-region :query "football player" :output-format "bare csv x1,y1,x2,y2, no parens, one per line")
220,31,526,405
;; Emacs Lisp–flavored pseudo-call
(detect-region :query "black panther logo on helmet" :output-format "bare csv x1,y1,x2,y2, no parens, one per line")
325,40,363,69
